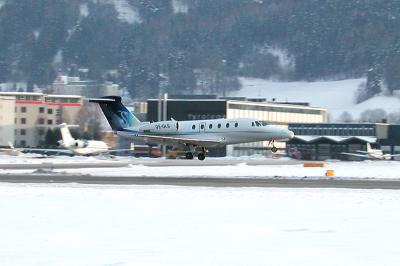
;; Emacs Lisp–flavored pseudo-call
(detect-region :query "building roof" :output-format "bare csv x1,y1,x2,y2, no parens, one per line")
292,135,377,143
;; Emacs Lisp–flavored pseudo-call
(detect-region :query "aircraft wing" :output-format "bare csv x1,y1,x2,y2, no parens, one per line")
341,152,372,158
133,134,224,147
95,149,134,155
22,148,73,155
386,154,400,158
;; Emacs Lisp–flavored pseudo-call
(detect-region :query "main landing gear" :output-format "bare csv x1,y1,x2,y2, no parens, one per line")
185,152,194,160
185,146,207,160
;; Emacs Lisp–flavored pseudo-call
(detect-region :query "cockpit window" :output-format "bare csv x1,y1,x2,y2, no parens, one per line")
255,121,268,127
251,122,255,127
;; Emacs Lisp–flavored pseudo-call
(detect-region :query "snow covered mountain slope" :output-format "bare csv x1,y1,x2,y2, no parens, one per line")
233,78,400,121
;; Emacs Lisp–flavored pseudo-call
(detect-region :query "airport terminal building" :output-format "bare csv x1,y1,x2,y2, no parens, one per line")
146,96,327,156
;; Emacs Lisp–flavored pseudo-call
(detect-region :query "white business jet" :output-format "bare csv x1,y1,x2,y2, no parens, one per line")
89,96,295,160
25,123,131,156
0,142,23,156
341,143,400,160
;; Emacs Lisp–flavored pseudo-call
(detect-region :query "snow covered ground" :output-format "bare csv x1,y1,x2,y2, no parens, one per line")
1,154,400,179
234,78,400,121
0,184,399,266
54,160,400,179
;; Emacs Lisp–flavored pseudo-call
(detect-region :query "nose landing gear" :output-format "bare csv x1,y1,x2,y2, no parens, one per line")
269,140,278,153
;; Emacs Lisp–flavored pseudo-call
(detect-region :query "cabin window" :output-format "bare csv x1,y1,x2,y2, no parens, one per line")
200,124,204,130
226,123,230,128
235,122,238,128
192,125,196,130
209,124,212,129
218,123,221,128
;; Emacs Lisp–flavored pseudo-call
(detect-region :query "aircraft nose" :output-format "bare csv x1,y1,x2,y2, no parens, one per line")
287,130,295,139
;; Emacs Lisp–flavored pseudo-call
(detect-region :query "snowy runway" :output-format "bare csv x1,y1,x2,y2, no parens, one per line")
0,184,399,266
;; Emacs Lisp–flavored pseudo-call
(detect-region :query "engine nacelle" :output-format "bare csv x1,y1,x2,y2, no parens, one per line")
74,140,88,148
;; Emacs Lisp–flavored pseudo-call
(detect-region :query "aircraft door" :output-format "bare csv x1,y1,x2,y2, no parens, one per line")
199,122,206,132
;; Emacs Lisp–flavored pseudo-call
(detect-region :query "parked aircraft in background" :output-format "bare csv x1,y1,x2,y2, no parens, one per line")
0,142,22,156
341,143,400,160
90,96,295,160
25,123,132,156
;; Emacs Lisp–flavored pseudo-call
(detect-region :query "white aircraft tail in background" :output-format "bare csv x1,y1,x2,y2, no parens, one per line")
25,123,132,156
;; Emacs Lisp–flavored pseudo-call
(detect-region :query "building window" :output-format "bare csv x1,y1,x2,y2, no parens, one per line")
218,123,221,128
20,129,26,135
235,122,238,128
21,107,26,113
226,123,230,128
38,118,45,125
192,125,196,130
39,107,45,113
47,109,53,114
20,140,26,147
21,118,26,124
48,119,53,125
209,124,212,129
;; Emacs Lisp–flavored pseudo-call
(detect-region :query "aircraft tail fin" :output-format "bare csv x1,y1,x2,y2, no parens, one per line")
89,96,140,131
58,123,75,145
8,141,14,149
366,143,372,152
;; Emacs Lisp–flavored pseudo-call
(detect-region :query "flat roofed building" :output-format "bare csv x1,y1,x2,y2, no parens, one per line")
0,96,16,146
0,92,83,147
287,123,389,160
147,98,327,157
52,76,119,98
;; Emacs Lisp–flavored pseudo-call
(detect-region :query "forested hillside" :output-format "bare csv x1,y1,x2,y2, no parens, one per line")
0,0,399,99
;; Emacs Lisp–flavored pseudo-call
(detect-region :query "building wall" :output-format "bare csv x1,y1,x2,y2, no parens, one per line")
0,96,15,146
52,76,120,98
0,92,83,147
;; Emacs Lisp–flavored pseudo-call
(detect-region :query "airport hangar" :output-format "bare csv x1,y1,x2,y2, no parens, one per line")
138,95,328,157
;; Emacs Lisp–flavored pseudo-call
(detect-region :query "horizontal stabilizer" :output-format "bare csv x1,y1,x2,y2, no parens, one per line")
88,98,118,103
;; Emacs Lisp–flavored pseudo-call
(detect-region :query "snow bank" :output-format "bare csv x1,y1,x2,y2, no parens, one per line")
1,157,399,180
53,161,400,179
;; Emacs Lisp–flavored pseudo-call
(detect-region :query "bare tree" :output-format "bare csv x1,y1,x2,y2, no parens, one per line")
74,102,102,139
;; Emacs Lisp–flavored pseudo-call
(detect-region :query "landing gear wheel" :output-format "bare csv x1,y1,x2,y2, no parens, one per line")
197,153,206,161
271,146,278,153
185,152,194,159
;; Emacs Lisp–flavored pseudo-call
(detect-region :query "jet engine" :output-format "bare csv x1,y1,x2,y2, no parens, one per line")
74,140,88,148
